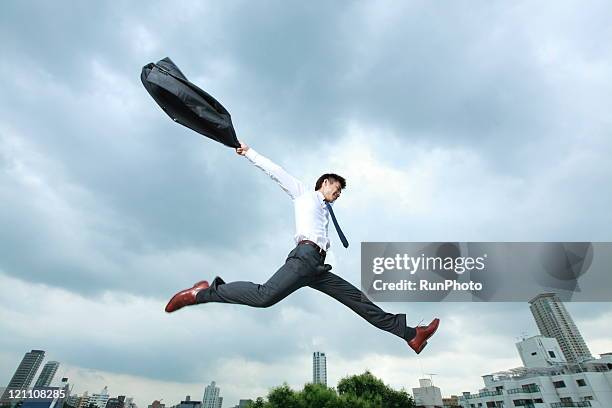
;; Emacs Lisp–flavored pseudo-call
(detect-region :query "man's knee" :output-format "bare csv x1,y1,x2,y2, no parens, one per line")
253,287,281,308
256,296,279,308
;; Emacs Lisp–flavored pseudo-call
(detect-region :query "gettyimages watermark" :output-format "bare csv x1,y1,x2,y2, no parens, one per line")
361,242,612,302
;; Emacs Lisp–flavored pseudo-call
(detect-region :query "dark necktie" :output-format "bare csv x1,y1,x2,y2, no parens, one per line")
326,202,349,248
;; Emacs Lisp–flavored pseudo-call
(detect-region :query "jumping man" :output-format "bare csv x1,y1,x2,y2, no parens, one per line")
164,142,439,353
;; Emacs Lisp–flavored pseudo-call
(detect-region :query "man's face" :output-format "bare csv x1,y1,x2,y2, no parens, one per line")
321,179,342,202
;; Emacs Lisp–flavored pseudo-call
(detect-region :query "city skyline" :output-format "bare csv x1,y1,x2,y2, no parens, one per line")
2,296,609,407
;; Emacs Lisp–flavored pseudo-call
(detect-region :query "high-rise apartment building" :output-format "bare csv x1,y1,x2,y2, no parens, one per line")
34,361,60,388
313,351,327,386
202,382,222,408
1,350,46,401
529,293,593,363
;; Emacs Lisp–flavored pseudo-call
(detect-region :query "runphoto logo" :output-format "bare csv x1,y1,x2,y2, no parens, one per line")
372,253,487,275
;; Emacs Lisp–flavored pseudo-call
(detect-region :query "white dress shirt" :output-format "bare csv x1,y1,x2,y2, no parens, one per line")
245,148,332,250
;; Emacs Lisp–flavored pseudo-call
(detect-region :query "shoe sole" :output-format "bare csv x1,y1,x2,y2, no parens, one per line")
415,341,427,354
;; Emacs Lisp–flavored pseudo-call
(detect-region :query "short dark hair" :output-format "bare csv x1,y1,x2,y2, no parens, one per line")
315,173,346,191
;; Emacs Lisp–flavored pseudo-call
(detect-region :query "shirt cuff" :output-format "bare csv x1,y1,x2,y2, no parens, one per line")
244,147,259,162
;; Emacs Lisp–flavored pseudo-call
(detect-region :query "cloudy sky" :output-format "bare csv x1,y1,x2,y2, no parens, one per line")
2,0,612,406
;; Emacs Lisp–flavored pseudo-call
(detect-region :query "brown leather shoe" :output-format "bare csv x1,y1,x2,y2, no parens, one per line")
407,318,440,354
165,280,209,313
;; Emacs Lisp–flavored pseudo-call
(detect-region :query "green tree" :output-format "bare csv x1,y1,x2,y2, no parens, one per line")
247,397,265,408
301,383,342,408
266,383,300,408
247,371,414,408
337,371,414,408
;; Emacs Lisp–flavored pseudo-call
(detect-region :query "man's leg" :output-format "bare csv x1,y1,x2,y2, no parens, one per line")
196,257,312,308
308,270,416,341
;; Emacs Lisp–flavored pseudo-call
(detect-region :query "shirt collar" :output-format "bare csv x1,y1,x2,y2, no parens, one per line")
316,191,328,208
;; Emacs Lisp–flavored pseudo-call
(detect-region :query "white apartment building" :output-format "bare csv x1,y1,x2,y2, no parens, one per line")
89,386,110,408
313,352,327,386
459,337,612,408
202,381,222,408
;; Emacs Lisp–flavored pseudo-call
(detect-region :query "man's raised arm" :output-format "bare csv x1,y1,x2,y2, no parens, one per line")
236,142,306,199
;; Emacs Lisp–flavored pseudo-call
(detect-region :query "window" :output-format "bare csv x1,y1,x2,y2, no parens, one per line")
531,352,537,356
553,380,566,388
521,383,539,393
584,396,594,400
576,379,587,387
548,351,556,358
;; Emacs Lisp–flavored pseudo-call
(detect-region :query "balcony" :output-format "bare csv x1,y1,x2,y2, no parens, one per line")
462,390,503,399
507,385,540,394
550,402,591,407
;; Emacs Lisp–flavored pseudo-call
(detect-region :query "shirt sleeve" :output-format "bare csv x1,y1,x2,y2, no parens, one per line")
244,148,307,200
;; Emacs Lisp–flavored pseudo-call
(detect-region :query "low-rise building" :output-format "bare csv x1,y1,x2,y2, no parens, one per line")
459,337,612,408
230,400,251,408
443,395,461,408
413,378,443,408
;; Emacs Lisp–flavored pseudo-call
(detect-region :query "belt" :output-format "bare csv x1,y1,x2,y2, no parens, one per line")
298,240,326,257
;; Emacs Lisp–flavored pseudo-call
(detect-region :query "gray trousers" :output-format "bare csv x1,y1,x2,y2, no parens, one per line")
197,242,410,340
